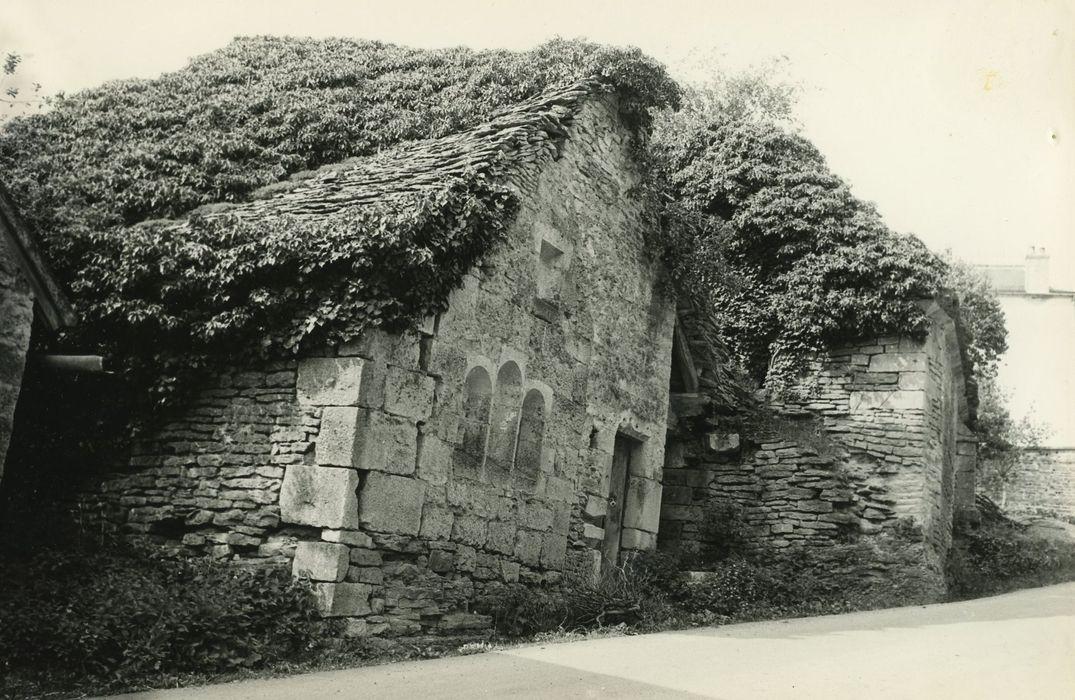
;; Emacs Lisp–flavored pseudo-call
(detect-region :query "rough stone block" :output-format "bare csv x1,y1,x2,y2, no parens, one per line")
356,410,418,475
279,465,359,529
868,352,926,373
539,532,568,568
543,475,574,503
501,560,521,583
314,582,372,617
706,432,740,455
582,523,605,540
451,514,488,547
622,477,662,533
358,472,425,535
486,521,516,554
322,529,374,547
316,406,361,467
384,367,436,421
584,495,608,519
297,358,366,406
419,504,454,540
349,548,382,566
338,328,420,368
514,530,543,566
898,372,928,390
416,434,452,485
850,390,926,412
429,550,454,573
552,504,572,536
521,502,554,532
292,541,349,582
619,528,656,551
318,407,417,474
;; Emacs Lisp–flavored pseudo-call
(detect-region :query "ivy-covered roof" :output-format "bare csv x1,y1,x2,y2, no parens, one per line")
178,79,597,227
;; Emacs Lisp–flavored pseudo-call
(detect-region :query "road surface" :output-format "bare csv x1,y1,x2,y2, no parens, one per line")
112,581,1075,699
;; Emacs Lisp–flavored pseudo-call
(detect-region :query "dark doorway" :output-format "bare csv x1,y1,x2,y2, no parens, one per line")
602,433,638,573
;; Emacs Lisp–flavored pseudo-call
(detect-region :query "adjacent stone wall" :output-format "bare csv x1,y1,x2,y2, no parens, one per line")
984,449,1075,521
79,94,675,639
0,237,34,484
660,305,973,592
78,362,312,559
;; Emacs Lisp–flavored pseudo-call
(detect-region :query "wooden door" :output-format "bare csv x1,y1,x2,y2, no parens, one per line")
601,434,634,572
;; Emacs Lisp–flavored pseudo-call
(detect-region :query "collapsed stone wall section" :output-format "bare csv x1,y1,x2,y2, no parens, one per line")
661,305,974,591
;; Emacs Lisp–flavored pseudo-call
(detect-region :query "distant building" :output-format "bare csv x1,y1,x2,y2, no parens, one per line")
977,249,1075,448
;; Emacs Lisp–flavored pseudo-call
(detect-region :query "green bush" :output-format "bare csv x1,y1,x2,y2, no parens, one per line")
0,543,323,689
475,583,571,638
949,521,1075,597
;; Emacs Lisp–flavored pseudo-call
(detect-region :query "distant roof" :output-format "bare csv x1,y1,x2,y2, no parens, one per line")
0,182,77,330
975,263,1075,297
976,264,1025,294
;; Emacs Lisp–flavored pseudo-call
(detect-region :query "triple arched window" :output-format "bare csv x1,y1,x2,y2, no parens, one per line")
456,361,547,488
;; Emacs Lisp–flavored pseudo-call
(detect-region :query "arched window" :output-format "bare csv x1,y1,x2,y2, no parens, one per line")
455,366,492,475
486,362,523,484
513,389,546,490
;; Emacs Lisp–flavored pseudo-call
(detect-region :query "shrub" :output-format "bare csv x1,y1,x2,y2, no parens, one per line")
678,557,792,617
0,543,323,690
948,521,1075,597
475,583,571,638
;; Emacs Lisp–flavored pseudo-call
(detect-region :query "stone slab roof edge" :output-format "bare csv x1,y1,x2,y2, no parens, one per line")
0,181,78,330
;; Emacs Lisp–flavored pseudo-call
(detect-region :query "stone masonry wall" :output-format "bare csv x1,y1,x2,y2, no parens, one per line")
79,95,676,639
985,449,1075,521
660,307,973,591
78,361,313,559
0,237,34,484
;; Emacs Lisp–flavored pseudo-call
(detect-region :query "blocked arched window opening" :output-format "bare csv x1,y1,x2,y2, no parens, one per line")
456,366,492,474
513,389,547,490
486,361,523,484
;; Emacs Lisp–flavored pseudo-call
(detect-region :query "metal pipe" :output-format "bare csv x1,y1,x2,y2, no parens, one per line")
38,354,107,373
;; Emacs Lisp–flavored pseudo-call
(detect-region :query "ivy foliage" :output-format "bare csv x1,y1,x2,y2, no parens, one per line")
1,35,1003,409
650,103,1002,388
0,37,678,405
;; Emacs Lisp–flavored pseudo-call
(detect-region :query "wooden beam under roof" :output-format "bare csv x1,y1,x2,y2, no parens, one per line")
0,181,77,331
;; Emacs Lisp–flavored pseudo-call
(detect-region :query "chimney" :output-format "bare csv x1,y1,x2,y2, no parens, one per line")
1025,246,1050,294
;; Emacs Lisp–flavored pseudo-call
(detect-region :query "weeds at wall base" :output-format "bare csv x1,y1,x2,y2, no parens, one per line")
4,523,1075,699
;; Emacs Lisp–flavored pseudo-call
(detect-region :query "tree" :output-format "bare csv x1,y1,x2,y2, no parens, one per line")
976,376,1049,507
651,101,948,386
1,51,45,123
939,252,1008,381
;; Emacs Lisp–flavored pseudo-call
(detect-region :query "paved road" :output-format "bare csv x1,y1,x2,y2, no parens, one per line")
113,582,1075,699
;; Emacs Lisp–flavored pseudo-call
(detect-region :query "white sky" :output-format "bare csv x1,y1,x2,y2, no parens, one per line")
3,0,1073,287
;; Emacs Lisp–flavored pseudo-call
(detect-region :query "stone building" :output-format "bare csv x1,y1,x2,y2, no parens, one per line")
58,78,979,636
79,82,678,633
0,183,78,484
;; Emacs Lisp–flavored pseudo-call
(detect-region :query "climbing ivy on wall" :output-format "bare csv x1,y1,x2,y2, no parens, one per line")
0,37,678,408
649,104,1003,391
